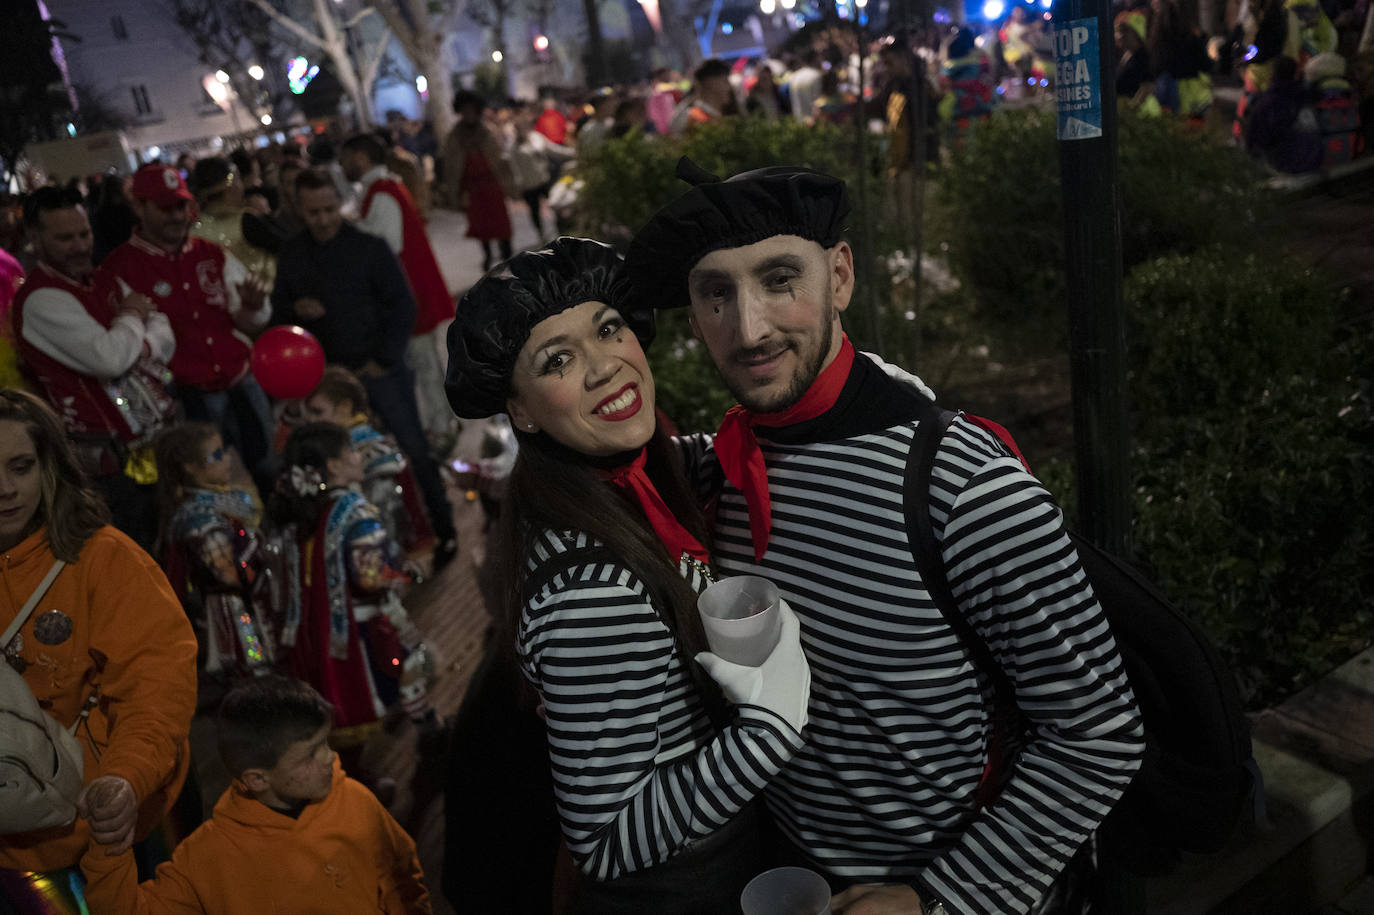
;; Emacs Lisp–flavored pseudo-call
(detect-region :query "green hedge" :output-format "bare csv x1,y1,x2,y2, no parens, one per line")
933,108,1370,707
648,310,737,436
1046,249,1374,707
572,116,879,247
932,107,1273,355
1126,251,1372,707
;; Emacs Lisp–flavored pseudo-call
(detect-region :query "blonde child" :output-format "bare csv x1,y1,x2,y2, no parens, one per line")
155,422,274,678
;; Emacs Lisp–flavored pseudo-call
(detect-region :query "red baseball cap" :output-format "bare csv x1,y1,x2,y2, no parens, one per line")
131,163,194,207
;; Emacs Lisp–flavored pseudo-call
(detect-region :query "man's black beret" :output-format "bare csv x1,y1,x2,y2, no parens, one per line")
622,157,850,312
444,237,653,419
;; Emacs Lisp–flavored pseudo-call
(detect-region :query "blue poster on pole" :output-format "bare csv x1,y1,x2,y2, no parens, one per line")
1054,17,1103,140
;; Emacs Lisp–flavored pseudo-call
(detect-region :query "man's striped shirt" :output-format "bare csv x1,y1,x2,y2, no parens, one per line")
681,358,1143,914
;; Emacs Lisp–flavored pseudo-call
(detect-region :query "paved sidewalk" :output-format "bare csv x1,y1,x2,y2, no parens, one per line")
429,201,550,298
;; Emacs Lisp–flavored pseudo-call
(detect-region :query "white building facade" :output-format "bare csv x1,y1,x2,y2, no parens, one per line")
44,0,249,163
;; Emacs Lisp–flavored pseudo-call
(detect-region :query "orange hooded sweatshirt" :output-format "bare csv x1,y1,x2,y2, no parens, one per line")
80,758,433,914
0,526,197,872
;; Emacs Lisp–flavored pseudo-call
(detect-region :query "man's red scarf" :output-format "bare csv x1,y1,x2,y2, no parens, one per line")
601,448,710,564
714,335,856,562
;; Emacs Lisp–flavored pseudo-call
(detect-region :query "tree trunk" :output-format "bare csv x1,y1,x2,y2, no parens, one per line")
360,1,459,137
414,42,455,141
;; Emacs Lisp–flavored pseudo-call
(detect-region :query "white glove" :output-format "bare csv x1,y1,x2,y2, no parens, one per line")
864,351,937,400
696,601,810,734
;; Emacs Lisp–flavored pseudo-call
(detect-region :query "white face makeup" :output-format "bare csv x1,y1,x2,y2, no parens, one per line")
687,235,853,414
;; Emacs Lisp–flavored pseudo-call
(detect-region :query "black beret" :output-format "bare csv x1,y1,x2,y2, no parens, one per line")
444,237,654,419
623,157,850,312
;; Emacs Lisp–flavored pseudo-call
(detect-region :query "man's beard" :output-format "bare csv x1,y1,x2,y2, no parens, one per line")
727,294,835,415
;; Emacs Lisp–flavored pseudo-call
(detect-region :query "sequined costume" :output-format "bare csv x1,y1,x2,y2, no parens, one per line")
166,487,275,676
348,417,434,554
278,489,432,744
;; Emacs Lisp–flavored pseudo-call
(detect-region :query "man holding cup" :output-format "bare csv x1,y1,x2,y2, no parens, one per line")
625,161,1145,915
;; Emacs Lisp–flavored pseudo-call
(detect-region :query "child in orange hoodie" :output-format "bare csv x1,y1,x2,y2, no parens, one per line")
80,676,432,915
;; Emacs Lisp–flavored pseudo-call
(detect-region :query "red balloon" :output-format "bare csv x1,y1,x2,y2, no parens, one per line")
251,325,325,400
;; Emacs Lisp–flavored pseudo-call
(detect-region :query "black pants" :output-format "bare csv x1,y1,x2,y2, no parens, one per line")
522,186,547,237
480,238,514,273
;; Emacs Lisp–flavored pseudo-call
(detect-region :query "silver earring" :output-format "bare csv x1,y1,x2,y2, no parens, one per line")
526,423,536,431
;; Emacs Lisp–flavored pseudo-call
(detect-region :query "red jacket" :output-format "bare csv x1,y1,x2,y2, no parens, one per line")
535,106,569,145
14,265,139,443
360,179,452,335
97,233,263,392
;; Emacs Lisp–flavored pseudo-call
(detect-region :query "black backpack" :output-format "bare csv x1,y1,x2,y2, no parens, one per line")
904,400,1258,876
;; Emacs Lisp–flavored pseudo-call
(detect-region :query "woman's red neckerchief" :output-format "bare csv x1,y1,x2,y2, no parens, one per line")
713,334,856,562
601,448,710,564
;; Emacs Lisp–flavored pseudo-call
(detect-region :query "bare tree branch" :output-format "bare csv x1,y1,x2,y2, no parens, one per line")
365,0,414,44
162,0,288,123
246,0,326,49
342,7,377,30
362,29,392,91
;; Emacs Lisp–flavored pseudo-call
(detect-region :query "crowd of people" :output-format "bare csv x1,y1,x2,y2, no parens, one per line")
0,117,468,911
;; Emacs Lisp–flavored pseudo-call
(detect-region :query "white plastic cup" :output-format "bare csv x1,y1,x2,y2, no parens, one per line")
697,575,783,667
739,866,833,915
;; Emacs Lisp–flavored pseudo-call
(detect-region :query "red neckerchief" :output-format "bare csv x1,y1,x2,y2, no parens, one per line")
601,448,710,564
714,334,856,562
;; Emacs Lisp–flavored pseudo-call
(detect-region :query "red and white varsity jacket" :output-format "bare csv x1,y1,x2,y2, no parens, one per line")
13,262,176,451
97,233,269,392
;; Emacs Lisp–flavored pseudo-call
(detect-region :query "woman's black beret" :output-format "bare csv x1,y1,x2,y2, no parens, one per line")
444,237,653,419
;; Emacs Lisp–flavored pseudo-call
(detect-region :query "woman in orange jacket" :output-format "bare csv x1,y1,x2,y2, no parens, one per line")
0,390,198,909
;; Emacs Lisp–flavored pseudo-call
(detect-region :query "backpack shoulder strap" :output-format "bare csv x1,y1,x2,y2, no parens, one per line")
2,560,66,648
904,403,1010,698
905,403,1024,809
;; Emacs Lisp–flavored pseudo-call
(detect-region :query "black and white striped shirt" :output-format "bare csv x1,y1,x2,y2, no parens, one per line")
518,528,806,882
682,356,1144,914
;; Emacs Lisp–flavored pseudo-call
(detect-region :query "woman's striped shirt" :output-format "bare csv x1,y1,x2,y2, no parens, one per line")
517,527,806,882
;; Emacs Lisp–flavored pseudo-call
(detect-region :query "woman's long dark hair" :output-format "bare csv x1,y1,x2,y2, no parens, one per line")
495,418,719,705
0,389,110,562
